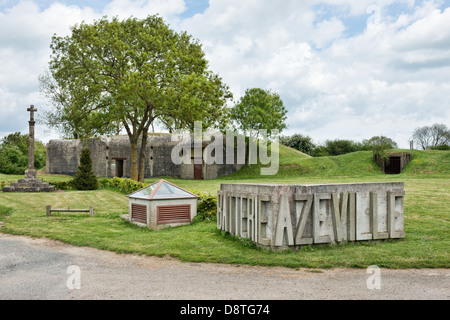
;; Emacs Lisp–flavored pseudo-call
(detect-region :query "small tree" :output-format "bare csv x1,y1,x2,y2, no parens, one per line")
413,123,450,150
230,88,287,166
72,148,98,190
231,88,287,137
362,136,398,151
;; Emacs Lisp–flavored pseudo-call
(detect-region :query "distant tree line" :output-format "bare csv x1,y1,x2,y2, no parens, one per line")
279,134,398,157
0,132,46,175
281,123,449,157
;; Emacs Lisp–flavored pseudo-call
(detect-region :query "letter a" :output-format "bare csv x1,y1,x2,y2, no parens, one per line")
274,195,294,247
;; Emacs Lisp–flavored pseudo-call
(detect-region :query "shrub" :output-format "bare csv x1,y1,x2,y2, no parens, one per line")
430,145,450,150
279,134,316,155
324,139,359,156
0,145,28,174
47,180,74,190
72,148,98,190
191,190,217,222
0,181,10,189
107,177,148,194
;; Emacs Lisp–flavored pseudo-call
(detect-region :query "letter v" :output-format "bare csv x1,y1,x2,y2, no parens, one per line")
331,193,348,243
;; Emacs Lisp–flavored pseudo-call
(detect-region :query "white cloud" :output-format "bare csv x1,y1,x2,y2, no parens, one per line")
0,0,449,149
103,0,186,20
180,0,450,148
0,0,187,142
0,1,100,141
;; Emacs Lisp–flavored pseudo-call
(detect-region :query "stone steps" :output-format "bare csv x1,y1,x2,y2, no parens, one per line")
2,178,55,193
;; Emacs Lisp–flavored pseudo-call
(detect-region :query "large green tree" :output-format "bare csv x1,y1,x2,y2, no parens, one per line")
0,132,46,175
41,15,231,181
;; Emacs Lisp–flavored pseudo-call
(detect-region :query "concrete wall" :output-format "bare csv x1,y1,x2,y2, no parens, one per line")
218,182,405,250
46,139,82,176
46,135,244,180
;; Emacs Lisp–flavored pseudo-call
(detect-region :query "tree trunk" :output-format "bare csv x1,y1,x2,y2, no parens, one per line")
138,121,152,182
138,134,148,183
130,140,139,181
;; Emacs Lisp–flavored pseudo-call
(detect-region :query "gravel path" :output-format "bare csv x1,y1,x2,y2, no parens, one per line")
0,233,448,301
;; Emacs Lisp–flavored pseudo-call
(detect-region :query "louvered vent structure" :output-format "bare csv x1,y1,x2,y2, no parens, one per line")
157,205,191,225
131,204,147,224
127,180,199,230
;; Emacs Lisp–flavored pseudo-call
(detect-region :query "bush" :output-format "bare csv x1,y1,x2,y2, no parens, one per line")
324,139,359,156
47,180,74,190
0,181,10,189
72,148,98,190
0,145,28,174
191,190,217,222
430,145,450,150
103,177,148,194
279,134,315,155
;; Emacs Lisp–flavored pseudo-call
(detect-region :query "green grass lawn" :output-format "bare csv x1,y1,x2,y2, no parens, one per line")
0,148,449,269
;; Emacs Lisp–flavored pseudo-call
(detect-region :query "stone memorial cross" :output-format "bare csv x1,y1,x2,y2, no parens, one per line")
25,105,37,179
2,105,55,192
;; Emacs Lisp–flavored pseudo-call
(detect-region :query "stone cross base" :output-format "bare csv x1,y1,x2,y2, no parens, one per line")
2,178,56,193
25,169,37,180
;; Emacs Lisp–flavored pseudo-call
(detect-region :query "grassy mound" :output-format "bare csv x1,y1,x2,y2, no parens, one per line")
231,145,449,179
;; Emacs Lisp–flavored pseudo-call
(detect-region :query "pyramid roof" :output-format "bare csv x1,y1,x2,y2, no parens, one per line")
127,180,199,201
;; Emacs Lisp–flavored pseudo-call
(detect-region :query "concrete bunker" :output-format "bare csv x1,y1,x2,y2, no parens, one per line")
127,179,199,230
46,134,244,180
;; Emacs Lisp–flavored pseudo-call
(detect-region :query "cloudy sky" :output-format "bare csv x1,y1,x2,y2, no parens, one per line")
0,0,449,148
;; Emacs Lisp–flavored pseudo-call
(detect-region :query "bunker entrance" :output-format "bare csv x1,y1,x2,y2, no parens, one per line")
385,157,401,174
113,158,126,178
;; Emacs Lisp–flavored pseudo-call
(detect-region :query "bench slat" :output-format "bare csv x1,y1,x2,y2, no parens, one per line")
46,205,94,217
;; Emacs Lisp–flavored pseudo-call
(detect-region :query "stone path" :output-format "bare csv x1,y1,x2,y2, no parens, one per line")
0,233,448,301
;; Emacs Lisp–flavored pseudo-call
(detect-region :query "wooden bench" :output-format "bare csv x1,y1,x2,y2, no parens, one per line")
46,205,94,217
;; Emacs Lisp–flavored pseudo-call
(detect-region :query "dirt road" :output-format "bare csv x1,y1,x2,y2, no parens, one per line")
0,233,448,301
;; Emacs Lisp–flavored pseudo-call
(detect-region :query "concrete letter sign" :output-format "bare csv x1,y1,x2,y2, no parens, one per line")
218,183,405,250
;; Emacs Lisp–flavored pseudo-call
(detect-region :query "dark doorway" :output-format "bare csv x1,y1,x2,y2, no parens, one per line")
194,158,203,180
115,159,124,178
385,157,401,174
